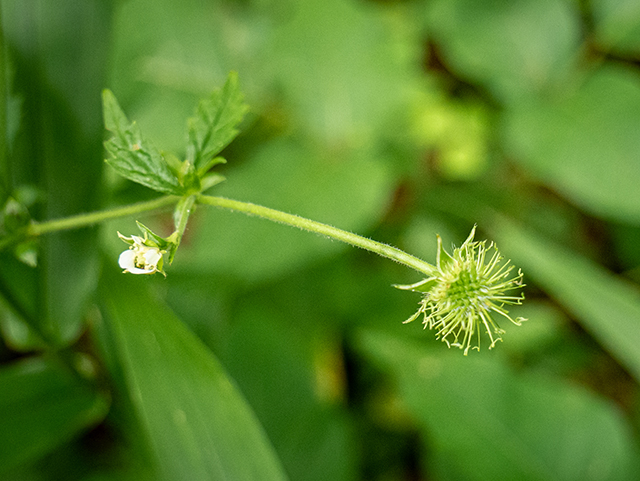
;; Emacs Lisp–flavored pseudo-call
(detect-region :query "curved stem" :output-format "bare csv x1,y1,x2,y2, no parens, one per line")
1,192,438,276
197,195,436,276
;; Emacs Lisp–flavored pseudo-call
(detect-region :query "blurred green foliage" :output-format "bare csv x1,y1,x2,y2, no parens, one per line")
2,0,640,480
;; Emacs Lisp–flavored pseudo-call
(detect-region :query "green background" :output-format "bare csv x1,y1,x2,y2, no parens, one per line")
2,0,640,479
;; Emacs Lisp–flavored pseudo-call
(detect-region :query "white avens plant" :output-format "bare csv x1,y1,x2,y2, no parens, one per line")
1,72,527,355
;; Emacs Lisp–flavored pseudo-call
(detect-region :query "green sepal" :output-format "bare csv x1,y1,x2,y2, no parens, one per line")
163,229,180,265
197,156,227,178
102,90,185,195
185,71,249,175
135,221,171,250
200,172,226,193
155,255,166,277
165,240,179,266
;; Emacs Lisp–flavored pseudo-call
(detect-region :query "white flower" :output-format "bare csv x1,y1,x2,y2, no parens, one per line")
117,233,164,275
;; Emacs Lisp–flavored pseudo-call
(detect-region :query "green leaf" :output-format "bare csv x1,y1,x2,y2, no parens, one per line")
0,3,8,201
3,1,108,347
492,217,640,383
102,89,184,195
358,330,640,481
99,269,288,481
0,248,45,351
592,0,640,56
0,357,109,475
266,0,420,144
219,299,358,481
0,306,46,352
186,71,248,175
426,0,581,102
503,65,640,223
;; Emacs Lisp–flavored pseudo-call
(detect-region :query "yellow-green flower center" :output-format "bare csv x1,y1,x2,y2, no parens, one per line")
397,227,526,355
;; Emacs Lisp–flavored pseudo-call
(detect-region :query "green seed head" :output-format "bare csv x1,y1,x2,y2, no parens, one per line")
396,226,526,355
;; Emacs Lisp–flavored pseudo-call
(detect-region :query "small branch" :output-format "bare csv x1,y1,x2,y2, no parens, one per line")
0,195,178,252
28,195,178,236
197,195,437,276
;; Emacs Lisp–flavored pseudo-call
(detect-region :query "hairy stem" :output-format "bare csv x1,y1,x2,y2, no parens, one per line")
28,195,177,236
197,195,436,276
1,192,438,277
0,195,178,252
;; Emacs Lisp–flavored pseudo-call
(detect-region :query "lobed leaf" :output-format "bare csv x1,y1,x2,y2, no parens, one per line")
102,89,184,195
186,71,249,175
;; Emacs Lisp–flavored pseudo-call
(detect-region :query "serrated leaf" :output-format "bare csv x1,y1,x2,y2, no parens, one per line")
186,71,248,175
102,89,184,195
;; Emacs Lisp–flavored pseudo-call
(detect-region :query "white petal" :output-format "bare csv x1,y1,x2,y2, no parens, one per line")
118,249,136,270
143,248,162,267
